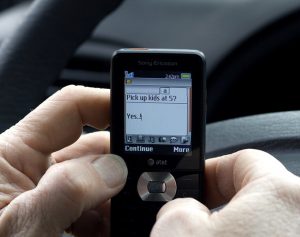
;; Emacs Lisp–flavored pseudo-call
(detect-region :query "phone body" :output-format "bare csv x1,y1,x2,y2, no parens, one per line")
110,48,206,236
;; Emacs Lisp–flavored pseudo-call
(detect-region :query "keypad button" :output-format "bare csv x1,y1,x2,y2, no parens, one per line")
148,181,166,193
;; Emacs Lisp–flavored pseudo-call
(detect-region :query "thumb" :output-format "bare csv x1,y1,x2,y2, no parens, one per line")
151,198,212,237
0,154,127,237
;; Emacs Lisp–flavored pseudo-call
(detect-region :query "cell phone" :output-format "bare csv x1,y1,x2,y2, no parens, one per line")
110,48,206,236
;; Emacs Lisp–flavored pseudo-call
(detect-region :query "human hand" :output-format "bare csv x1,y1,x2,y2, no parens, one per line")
0,86,127,237
151,149,300,237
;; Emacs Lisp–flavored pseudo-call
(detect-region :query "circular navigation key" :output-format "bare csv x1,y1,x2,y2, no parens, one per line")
137,172,177,202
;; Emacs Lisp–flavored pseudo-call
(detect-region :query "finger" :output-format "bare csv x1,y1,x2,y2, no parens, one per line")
6,85,110,153
152,198,211,237
0,154,127,236
52,131,110,163
204,149,289,208
0,85,110,183
157,198,210,220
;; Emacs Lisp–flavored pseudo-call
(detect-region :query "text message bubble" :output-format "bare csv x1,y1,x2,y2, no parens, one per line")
126,87,188,104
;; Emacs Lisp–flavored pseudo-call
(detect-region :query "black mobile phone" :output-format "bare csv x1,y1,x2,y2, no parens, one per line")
110,48,206,236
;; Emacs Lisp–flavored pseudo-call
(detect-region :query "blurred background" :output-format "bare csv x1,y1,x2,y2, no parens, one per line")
0,0,26,10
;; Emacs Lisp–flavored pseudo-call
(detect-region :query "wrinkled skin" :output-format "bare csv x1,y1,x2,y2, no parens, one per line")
0,86,128,237
151,149,300,237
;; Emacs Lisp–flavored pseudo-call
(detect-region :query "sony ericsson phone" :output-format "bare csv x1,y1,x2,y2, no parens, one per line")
110,48,206,236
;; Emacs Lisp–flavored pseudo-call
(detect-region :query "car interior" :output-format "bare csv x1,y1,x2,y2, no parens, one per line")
0,1,300,234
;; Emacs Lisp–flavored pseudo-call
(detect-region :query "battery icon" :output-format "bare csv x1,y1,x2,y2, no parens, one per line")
181,73,191,79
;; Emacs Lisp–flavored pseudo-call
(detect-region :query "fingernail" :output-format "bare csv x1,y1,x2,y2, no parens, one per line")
92,154,128,188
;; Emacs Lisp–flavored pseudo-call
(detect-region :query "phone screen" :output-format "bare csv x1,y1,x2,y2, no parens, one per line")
124,70,192,155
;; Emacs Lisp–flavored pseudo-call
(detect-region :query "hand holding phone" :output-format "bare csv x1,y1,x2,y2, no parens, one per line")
110,48,206,236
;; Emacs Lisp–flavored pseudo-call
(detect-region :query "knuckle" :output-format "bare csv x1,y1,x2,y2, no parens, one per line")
152,207,194,236
55,85,86,99
152,199,211,236
237,149,269,158
61,85,84,94
159,204,195,225
180,197,201,206
49,164,88,205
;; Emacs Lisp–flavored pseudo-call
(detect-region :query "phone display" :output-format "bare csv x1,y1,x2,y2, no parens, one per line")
110,49,206,236
124,70,192,154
